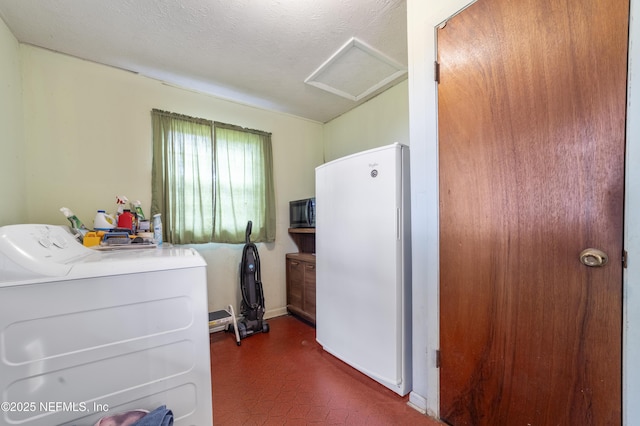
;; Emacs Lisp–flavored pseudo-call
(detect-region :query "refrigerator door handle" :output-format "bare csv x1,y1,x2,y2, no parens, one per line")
396,208,401,240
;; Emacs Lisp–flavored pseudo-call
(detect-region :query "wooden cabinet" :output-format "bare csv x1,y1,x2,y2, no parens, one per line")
286,228,316,324
286,253,316,323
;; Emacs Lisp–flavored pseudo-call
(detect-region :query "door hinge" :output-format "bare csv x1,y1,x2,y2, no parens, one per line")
434,61,440,84
436,349,441,368
622,249,628,269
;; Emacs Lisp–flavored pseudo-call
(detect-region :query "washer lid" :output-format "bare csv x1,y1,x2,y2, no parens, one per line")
0,224,93,281
0,224,207,285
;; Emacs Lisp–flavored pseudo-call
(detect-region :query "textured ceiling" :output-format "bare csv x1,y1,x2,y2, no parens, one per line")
0,0,407,123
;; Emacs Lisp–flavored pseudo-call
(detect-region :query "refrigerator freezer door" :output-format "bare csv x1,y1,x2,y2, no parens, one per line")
316,143,410,395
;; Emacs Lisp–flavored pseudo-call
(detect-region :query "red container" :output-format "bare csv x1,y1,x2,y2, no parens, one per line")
117,210,135,231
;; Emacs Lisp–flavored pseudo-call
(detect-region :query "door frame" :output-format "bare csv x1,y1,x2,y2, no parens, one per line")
406,0,640,422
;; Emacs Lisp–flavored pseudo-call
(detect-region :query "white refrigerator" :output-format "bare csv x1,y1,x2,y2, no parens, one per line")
315,142,411,396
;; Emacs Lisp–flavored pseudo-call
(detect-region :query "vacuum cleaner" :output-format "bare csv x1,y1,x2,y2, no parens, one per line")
235,220,269,339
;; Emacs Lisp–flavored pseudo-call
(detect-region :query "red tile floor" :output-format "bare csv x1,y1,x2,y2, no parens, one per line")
210,315,443,425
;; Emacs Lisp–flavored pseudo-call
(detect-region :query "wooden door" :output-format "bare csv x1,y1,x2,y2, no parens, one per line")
437,0,628,424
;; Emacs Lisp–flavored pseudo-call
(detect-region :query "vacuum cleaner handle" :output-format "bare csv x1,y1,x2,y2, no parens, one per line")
245,221,252,244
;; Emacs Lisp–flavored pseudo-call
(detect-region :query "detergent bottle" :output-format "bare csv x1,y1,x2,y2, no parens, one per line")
94,210,116,230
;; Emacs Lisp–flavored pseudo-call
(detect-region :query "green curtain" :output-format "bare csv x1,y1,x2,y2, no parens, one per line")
151,109,215,244
151,110,275,244
213,122,276,243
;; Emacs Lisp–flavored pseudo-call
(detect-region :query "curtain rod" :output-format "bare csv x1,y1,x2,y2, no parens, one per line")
151,108,213,126
214,121,272,137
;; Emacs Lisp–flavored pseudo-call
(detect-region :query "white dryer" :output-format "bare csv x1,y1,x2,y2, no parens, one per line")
0,224,212,426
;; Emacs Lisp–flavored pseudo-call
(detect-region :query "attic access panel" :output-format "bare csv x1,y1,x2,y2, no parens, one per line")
304,37,407,101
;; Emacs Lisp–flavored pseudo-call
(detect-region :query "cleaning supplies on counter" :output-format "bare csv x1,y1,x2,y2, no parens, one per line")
115,195,129,221
82,231,105,247
102,232,132,245
60,207,89,241
60,198,159,249
60,207,87,230
153,213,163,245
131,200,146,220
117,209,137,233
94,210,116,230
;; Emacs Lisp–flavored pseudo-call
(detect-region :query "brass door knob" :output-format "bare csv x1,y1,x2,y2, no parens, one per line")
579,248,608,267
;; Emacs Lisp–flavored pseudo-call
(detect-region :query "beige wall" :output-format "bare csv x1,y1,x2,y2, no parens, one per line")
19,45,324,316
322,79,409,162
0,18,25,225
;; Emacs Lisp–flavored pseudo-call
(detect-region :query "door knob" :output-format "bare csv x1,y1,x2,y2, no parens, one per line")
579,248,608,267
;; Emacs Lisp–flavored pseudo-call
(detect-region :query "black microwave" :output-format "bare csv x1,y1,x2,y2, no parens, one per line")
289,197,316,228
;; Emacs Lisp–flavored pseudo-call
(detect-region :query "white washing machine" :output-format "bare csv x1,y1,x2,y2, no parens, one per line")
0,224,212,426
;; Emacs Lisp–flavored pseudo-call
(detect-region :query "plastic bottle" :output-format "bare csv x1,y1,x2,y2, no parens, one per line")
131,200,146,221
94,210,116,230
153,213,163,245
60,207,86,230
115,195,128,222
117,209,135,232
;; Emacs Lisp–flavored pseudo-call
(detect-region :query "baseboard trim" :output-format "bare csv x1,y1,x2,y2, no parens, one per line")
408,391,428,414
265,307,288,319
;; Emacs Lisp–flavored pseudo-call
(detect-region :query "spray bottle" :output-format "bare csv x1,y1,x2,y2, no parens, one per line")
60,207,88,240
115,195,129,222
60,207,86,230
130,200,146,221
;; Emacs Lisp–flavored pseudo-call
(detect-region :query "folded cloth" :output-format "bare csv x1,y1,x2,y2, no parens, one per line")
94,410,148,426
131,405,173,426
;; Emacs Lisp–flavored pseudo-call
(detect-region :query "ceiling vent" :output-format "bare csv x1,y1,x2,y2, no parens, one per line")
304,37,407,102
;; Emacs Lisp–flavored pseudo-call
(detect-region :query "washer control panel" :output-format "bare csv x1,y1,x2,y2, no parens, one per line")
0,224,91,278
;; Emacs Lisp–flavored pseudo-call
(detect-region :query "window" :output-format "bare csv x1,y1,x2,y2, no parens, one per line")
151,109,275,244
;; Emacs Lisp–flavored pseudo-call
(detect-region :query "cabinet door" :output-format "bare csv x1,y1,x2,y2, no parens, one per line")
303,262,316,320
286,259,304,311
